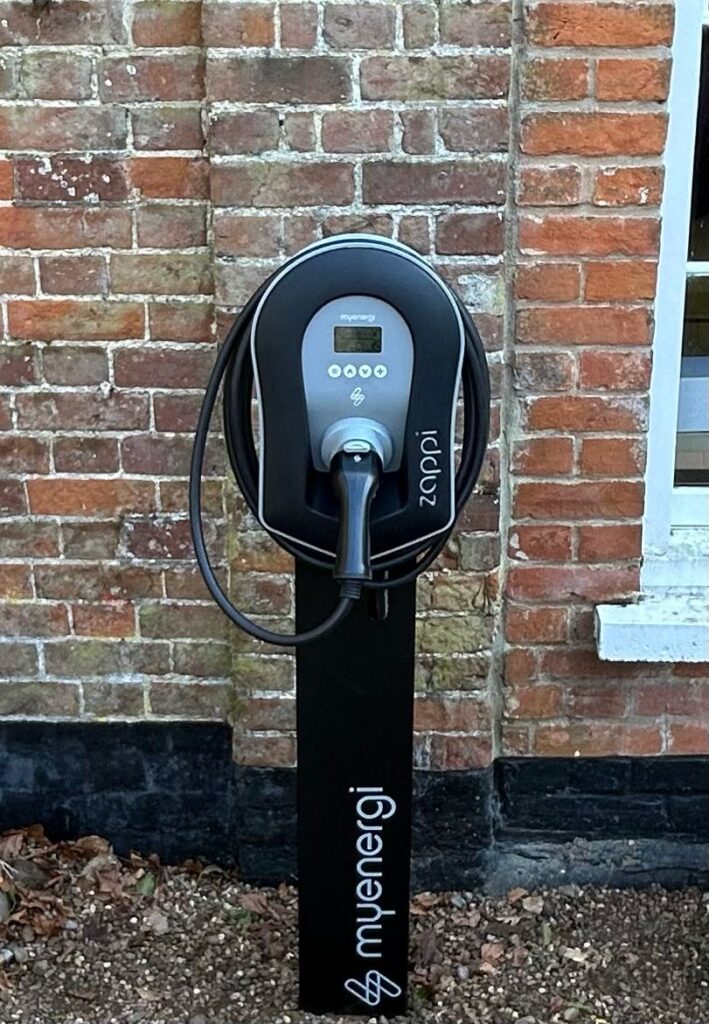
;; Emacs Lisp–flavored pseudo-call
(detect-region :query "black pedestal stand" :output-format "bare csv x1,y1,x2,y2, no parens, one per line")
295,560,416,1015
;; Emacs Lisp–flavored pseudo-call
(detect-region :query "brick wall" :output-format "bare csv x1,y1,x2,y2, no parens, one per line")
0,0,706,767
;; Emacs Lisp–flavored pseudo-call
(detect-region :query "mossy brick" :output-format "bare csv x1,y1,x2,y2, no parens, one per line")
139,603,229,640
149,682,229,719
0,604,69,639
173,641,232,678
61,523,120,560
232,655,295,692
0,643,39,678
418,614,493,655
0,681,79,717
44,640,170,678
35,565,161,602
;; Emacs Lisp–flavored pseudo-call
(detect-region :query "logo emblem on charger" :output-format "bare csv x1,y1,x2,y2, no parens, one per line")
344,971,402,1007
350,387,365,407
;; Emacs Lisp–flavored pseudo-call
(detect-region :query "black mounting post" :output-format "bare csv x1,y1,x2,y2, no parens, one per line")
295,559,416,1015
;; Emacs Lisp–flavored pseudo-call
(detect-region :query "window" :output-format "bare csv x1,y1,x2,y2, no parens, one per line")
596,0,709,662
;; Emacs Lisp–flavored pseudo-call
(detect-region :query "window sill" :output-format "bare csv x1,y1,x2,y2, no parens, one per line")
596,529,708,663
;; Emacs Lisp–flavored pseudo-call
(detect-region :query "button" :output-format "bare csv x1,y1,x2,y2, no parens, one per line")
358,364,372,378
374,364,388,378
344,364,357,378
328,364,342,378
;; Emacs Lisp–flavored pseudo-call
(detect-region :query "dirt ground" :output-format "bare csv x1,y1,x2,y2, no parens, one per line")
0,827,705,1024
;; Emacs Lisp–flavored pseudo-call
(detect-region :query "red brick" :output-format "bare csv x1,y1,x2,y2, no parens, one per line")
235,735,296,768
528,4,674,48
585,261,657,301
41,345,109,386
283,112,316,152
512,437,574,476
578,524,642,563
513,351,575,393
515,264,580,301
564,684,628,719
0,208,131,249
324,4,396,49
535,724,661,757
414,696,487,732
506,606,568,644
400,110,436,155
523,58,588,100
360,56,509,101
8,300,144,342
15,156,130,203
132,1,201,46
0,105,126,151
579,350,651,391
505,649,537,685
0,566,32,600
0,342,38,384
398,216,430,254
517,306,650,346
39,256,108,296
202,2,275,46
322,111,393,153
27,479,155,516
0,159,12,199
526,395,647,432
596,58,671,101
17,393,147,432
668,723,709,754
72,604,136,638
212,162,354,207
509,525,573,563
281,3,318,48
508,684,563,719
403,4,435,48
363,161,505,205
121,435,197,476
508,565,639,604
437,213,504,255
515,481,643,521
439,2,511,46
522,113,666,157
580,437,646,477
100,55,203,101
0,437,48,474
213,213,280,258
594,166,663,208
518,165,582,206
111,253,211,296
207,57,349,103
0,483,26,515
429,734,492,769
130,157,209,199
0,256,35,294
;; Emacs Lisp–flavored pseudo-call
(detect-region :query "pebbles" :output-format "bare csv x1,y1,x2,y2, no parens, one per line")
0,829,705,1023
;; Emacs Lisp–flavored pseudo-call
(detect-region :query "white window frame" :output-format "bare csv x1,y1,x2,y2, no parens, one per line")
597,0,709,661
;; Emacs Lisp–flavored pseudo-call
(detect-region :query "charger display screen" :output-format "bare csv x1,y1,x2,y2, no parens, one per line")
333,326,382,353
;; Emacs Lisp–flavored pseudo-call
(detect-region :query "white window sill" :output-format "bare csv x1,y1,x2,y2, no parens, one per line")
596,528,709,663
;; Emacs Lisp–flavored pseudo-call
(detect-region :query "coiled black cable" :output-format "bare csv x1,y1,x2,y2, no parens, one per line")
190,244,490,645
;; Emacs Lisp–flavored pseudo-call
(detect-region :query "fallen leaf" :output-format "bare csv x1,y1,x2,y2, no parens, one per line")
239,892,269,915
522,895,544,915
480,941,505,966
561,946,589,963
415,928,438,966
507,887,528,904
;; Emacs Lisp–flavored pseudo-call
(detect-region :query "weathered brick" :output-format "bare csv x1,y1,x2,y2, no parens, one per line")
515,264,580,302
283,111,316,152
439,1,510,46
579,350,651,391
0,521,59,559
149,302,213,343
174,641,232,679
61,523,120,560
0,643,38,678
114,347,215,389
132,105,203,151
514,481,644,521
209,111,280,155
0,1,126,45
507,565,639,604
0,106,127,151
281,3,318,47
0,565,32,600
509,525,573,563
580,437,646,477
53,437,119,474
211,162,354,207
132,1,201,46
518,166,582,206
83,682,145,718
0,256,34,295
525,395,647,433
202,2,275,46
39,255,108,296
578,524,642,562
506,606,568,644
100,55,204,102
507,684,562,720
111,253,212,296
45,639,170,678
0,435,47,474
512,437,573,477
149,681,229,719
0,682,79,717
0,603,68,637
213,213,281,258
137,206,207,249
20,51,93,99
0,208,131,249
40,347,109,387
438,107,508,153
437,213,503,255
121,434,200,476
0,342,39,384
72,604,136,638
207,57,350,103
528,4,674,48
403,4,436,48
363,161,505,205
361,56,509,101
140,602,228,640
323,4,396,49
428,734,492,770
130,157,209,199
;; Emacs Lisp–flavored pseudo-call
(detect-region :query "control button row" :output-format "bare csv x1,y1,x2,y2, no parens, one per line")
328,364,387,379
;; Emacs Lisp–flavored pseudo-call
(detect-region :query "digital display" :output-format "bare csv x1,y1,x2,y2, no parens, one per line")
334,326,382,353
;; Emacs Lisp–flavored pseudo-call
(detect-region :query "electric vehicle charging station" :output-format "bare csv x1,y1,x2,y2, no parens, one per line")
190,234,490,1015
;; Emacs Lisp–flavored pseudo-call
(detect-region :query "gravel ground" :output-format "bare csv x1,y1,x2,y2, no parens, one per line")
0,827,705,1024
